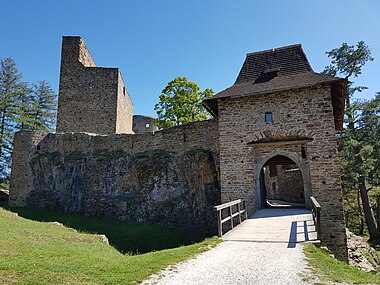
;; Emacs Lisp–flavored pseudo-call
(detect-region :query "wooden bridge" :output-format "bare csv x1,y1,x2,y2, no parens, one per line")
215,198,320,246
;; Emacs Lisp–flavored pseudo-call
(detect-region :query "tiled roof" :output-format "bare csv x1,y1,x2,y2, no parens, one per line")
203,44,347,130
235,44,312,84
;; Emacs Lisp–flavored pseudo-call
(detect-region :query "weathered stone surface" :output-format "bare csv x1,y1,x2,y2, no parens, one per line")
56,36,133,135
98,234,109,245
217,86,348,260
10,119,220,233
264,164,304,203
26,147,219,232
133,115,159,134
346,229,380,272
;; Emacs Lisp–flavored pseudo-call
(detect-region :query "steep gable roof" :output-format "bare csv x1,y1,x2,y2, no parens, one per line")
235,44,312,84
203,44,347,130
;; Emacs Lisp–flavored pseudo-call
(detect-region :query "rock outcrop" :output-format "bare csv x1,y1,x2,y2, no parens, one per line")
347,229,380,272
25,148,220,234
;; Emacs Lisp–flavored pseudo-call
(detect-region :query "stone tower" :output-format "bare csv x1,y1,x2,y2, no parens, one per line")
56,36,133,134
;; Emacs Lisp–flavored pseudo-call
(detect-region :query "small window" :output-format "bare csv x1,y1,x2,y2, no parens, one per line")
123,87,126,96
265,112,273,123
301,146,307,159
269,164,277,177
145,123,150,128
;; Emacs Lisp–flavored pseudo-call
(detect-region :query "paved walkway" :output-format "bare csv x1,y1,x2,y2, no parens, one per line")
142,208,318,285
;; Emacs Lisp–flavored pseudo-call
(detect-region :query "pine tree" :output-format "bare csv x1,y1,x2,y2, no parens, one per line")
0,58,22,182
29,81,57,131
0,58,57,187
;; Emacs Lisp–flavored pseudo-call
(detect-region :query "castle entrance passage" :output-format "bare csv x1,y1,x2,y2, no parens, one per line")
258,155,306,209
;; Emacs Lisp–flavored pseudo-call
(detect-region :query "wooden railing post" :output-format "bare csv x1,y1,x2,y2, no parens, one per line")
243,200,248,219
217,208,222,237
229,205,234,229
215,199,248,237
310,196,321,240
237,202,242,224
316,208,321,239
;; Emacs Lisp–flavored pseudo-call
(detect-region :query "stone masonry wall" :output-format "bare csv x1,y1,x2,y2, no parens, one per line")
217,85,347,260
9,119,220,233
56,36,133,134
116,71,133,133
9,131,49,206
264,165,304,203
133,115,159,134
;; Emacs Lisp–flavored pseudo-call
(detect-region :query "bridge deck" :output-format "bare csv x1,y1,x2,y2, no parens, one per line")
222,208,318,246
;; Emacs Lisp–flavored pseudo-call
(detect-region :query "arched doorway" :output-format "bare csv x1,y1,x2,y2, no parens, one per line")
255,153,311,209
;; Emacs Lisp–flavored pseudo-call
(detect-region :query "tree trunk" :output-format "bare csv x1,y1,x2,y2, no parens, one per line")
0,107,7,159
376,195,380,231
359,175,380,240
357,190,364,235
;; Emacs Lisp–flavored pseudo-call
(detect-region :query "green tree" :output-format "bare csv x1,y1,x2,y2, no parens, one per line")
0,58,22,181
13,81,34,130
339,96,380,238
0,58,57,188
323,41,374,129
324,41,380,239
154,77,214,129
29,81,57,131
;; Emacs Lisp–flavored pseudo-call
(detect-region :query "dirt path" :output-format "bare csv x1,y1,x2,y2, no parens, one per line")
142,208,318,284
142,241,313,285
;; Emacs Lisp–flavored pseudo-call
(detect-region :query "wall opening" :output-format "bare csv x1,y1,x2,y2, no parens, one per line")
265,112,273,123
259,155,305,209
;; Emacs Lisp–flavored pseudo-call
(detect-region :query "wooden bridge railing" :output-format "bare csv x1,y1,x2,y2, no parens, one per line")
310,196,321,240
215,199,248,237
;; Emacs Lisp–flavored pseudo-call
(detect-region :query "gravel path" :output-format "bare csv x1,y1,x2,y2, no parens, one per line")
142,241,313,285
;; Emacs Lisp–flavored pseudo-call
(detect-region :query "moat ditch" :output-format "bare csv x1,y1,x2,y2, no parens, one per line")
0,196,207,255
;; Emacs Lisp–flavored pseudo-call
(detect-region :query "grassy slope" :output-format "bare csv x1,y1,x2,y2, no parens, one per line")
304,243,380,284
0,208,220,285
8,207,202,254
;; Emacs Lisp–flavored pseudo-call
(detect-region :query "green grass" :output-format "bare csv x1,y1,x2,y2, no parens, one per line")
304,243,380,284
4,206,202,254
0,207,221,284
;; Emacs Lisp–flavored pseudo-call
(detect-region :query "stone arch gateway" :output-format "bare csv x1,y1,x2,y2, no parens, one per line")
254,152,311,210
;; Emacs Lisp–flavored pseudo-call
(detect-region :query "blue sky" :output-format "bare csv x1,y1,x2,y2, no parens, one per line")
1,0,379,117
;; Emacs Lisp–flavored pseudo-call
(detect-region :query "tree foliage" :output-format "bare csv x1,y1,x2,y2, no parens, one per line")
154,77,214,129
0,58,57,187
323,41,374,129
323,41,374,80
324,42,379,239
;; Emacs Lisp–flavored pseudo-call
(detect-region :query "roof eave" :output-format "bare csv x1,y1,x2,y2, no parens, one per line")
203,78,347,125
331,78,348,131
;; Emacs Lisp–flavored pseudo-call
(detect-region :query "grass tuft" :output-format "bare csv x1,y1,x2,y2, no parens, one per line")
304,243,380,284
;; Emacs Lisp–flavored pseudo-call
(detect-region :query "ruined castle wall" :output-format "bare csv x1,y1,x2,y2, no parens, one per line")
9,119,220,232
264,166,304,203
116,71,133,134
56,36,133,135
133,115,159,134
9,131,49,206
217,85,347,260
